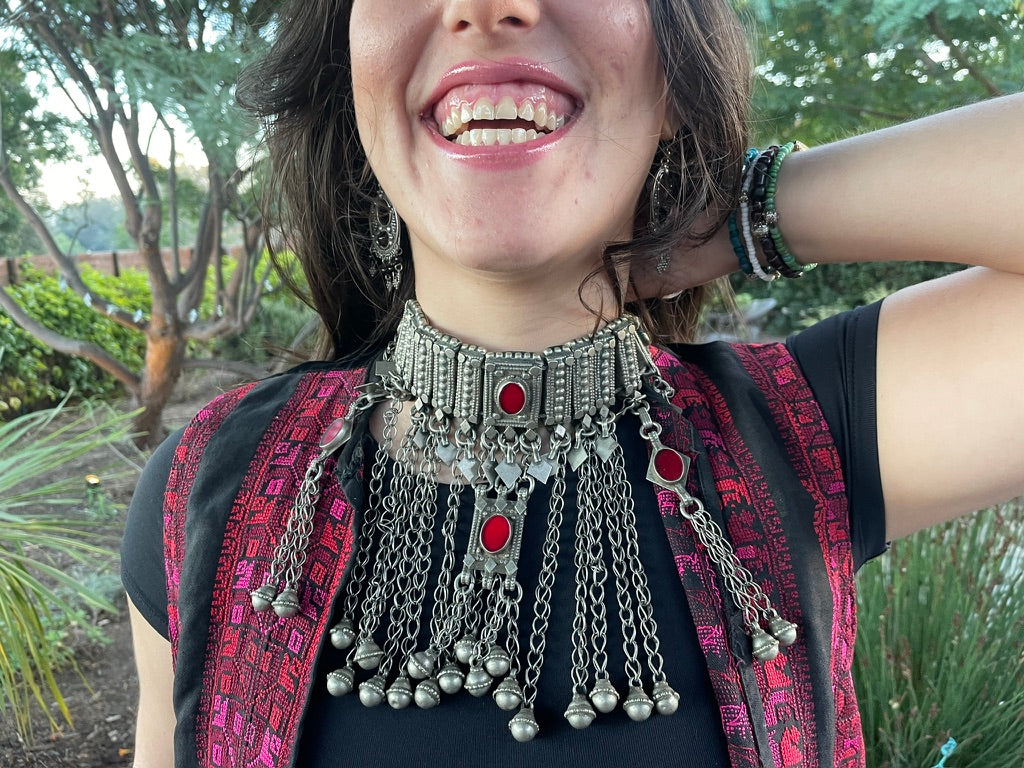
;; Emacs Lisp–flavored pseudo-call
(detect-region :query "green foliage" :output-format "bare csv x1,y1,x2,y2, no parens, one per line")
854,505,1024,767
214,288,317,364
0,401,137,743
0,265,147,413
0,48,69,259
732,262,965,333
723,2,1019,320
739,1,1023,145
0,49,71,187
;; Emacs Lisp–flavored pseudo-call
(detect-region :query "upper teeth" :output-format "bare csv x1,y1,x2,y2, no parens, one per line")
441,96,567,146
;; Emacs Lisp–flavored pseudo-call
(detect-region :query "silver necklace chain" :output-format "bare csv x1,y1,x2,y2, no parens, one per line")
251,300,798,742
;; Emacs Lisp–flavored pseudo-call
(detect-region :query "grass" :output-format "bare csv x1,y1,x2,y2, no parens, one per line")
854,502,1024,767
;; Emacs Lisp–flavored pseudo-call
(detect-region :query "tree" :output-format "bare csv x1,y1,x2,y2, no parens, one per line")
727,1,1021,331
0,49,61,263
740,0,1023,144
0,1,281,445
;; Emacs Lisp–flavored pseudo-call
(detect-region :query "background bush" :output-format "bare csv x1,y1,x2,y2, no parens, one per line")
0,257,316,415
0,265,147,415
0,401,136,743
732,261,966,335
854,504,1024,767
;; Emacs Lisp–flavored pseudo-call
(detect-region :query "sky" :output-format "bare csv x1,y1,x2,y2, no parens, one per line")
35,90,205,208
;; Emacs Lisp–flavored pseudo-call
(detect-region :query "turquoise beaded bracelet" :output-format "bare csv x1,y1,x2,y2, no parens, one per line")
764,141,815,276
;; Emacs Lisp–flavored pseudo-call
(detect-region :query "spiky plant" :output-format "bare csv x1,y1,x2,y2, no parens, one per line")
0,401,137,743
855,503,1024,767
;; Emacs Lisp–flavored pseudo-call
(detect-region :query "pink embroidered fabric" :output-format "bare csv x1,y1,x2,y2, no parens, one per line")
165,343,863,767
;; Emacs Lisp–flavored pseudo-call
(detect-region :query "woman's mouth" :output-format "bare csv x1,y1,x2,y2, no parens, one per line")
430,84,579,148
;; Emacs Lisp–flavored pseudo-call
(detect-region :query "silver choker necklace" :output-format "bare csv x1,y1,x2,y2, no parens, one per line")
251,300,796,742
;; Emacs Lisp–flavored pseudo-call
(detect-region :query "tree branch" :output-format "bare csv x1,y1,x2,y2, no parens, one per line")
925,12,1005,98
0,285,141,396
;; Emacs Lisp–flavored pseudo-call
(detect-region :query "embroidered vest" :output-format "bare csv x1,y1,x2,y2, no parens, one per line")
163,344,864,768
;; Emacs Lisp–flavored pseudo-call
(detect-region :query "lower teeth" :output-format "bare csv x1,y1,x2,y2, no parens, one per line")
453,128,545,147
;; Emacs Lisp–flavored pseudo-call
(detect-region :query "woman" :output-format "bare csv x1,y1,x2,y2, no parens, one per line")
121,0,1024,766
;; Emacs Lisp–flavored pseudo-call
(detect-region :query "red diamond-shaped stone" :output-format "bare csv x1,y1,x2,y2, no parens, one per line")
497,382,527,416
653,447,686,483
481,514,512,554
320,418,347,449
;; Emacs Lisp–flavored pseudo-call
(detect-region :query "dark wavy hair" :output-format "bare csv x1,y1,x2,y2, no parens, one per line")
237,0,752,360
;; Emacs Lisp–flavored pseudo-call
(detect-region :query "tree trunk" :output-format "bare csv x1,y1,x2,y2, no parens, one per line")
134,328,186,449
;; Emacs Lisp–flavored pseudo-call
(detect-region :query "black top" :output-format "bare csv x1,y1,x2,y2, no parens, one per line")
122,302,886,768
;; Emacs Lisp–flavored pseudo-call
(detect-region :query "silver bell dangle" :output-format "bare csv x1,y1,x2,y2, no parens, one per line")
564,693,597,729
359,674,387,707
330,619,357,650
271,587,300,618
652,680,680,715
354,639,384,670
509,706,540,743
386,676,414,709
492,677,524,711
250,583,277,613
622,686,654,722
437,662,466,694
465,665,494,697
407,649,438,680
589,677,619,713
415,678,442,709
769,615,798,647
326,666,355,697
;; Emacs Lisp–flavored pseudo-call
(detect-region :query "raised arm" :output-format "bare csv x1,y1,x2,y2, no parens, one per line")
644,93,1024,539
778,94,1024,539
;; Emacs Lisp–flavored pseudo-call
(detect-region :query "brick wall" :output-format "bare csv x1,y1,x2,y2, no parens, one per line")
0,247,255,287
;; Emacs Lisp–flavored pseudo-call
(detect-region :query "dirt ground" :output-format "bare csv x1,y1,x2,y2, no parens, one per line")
0,372,246,767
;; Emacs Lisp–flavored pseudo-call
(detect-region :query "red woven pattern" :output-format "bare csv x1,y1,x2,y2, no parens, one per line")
164,383,258,662
650,342,856,767
199,369,366,767
736,344,863,767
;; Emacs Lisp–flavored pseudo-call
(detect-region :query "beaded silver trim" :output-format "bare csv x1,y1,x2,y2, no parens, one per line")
251,300,797,741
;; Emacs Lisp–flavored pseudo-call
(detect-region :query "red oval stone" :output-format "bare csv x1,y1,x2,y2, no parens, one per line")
320,418,348,449
497,381,527,416
481,514,512,554
654,448,686,483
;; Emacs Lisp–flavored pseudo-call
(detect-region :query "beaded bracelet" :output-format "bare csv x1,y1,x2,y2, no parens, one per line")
750,147,803,279
740,149,776,282
730,148,760,276
763,141,814,276
731,141,814,280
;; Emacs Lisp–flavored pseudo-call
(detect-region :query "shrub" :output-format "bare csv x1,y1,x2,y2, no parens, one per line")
0,264,147,414
733,261,965,335
854,504,1024,767
0,254,312,413
0,400,137,743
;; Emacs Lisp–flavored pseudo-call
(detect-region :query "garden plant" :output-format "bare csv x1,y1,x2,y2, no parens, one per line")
0,400,136,742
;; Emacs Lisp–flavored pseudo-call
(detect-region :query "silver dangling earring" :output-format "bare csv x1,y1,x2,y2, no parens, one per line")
369,184,404,292
649,138,682,273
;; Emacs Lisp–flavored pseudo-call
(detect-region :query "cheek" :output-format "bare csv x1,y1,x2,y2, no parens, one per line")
349,2,418,145
585,2,666,118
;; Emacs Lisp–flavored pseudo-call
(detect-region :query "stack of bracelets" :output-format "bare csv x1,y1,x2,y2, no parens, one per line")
728,141,815,281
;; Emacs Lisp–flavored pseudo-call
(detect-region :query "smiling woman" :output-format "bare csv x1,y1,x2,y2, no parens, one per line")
120,0,1024,767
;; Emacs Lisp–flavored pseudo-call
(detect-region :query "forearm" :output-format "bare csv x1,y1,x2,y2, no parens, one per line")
775,92,1024,273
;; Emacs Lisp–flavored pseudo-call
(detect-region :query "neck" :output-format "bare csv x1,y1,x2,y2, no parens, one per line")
412,259,623,352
